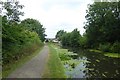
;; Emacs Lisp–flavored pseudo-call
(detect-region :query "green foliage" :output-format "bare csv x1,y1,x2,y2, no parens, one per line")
2,25,42,64
70,29,81,48
20,18,46,42
98,42,120,53
2,1,24,22
56,29,88,49
83,2,120,53
110,41,120,53
2,45,43,78
42,44,66,78
61,33,71,47
60,28,81,48
104,52,120,58
85,2,120,45
2,1,45,65
79,35,87,48
59,49,71,61
55,30,66,41
99,43,111,52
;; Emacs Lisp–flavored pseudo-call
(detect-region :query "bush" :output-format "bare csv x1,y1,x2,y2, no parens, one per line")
2,26,42,64
99,43,111,52
110,41,120,53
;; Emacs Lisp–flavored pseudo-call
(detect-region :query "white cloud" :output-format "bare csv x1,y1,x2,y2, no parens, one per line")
19,0,93,38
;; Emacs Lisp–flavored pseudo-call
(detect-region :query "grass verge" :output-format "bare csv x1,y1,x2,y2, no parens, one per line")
104,52,120,58
89,49,120,58
2,45,44,78
42,43,66,78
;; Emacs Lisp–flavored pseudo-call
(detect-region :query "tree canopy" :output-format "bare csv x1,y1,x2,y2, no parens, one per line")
56,2,120,53
84,2,120,48
20,18,46,42
56,29,81,49
55,30,66,41
2,1,45,64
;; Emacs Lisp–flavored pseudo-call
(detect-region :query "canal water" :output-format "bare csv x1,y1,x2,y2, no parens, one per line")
64,50,120,78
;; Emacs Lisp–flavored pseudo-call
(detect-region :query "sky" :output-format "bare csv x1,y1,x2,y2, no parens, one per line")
19,0,93,38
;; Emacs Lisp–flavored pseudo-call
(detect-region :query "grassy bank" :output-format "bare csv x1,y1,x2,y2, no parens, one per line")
42,43,66,78
89,49,120,58
2,44,44,78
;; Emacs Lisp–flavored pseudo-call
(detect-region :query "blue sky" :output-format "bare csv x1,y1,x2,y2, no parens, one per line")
19,0,93,38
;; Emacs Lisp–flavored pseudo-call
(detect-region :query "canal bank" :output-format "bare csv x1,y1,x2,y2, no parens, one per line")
89,49,120,58
53,43,120,78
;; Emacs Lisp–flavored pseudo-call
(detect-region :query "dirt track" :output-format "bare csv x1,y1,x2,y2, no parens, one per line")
7,45,49,78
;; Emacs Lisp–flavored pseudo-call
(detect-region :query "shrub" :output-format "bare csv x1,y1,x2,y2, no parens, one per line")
99,43,111,52
110,41,120,53
2,26,42,64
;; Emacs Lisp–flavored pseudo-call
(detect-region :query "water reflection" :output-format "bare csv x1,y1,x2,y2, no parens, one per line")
64,50,120,78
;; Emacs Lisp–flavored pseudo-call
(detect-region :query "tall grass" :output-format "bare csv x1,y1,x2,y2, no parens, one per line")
2,42,43,78
99,41,120,53
42,43,66,78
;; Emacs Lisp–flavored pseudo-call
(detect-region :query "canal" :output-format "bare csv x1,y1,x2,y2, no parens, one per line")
63,50,120,78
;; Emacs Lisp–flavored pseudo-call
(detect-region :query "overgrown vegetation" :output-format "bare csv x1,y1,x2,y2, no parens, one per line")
42,43,66,78
51,43,91,78
2,46,43,78
55,2,120,55
1,1,46,66
89,49,120,58
84,2,120,53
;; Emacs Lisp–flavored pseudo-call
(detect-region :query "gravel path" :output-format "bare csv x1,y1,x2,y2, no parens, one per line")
7,45,49,78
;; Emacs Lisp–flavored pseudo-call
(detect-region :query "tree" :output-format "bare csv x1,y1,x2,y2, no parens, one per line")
55,30,66,41
20,18,46,42
70,29,81,48
1,1,43,64
84,2,120,48
60,28,81,48
61,33,71,47
2,1,25,53
79,34,87,48
2,1,24,23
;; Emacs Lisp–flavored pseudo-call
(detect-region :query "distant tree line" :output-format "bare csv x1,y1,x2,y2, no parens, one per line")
56,29,81,49
56,2,120,53
1,1,46,64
